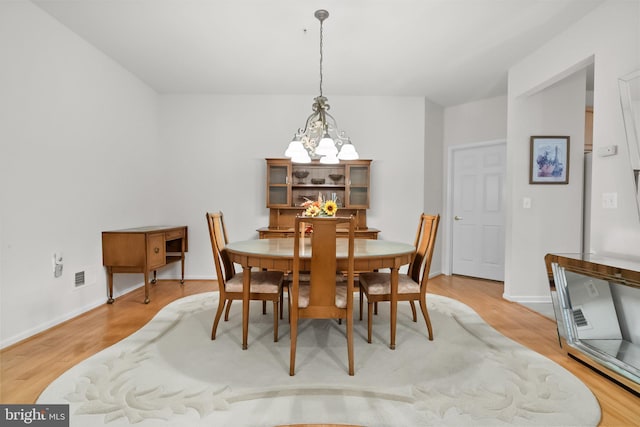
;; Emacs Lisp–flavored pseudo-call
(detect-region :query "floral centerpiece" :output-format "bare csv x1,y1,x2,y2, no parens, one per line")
300,194,338,234
301,193,338,217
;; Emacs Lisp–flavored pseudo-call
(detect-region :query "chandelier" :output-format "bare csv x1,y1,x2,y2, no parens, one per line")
284,9,359,164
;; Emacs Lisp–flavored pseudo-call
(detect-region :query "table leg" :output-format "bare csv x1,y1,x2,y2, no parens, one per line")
390,266,399,350
180,240,185,285
143,270,150,304
107,267,114,304
242,266,251,350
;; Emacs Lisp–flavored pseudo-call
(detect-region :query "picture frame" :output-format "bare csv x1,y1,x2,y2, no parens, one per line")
529,136,570,184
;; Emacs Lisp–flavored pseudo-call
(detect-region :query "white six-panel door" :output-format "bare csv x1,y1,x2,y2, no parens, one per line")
451,142,506,281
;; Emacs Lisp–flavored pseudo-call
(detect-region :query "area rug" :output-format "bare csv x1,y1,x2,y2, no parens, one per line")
38,292,600,426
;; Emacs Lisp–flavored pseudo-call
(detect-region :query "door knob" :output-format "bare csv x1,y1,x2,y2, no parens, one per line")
454,216,463,221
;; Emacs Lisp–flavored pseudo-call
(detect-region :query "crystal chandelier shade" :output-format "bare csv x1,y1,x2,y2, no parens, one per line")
284,10,359,164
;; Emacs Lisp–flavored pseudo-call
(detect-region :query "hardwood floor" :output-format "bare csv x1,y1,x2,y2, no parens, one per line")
1,276,638,426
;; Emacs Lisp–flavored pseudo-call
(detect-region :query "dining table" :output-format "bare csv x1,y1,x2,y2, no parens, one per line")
224,237,415,350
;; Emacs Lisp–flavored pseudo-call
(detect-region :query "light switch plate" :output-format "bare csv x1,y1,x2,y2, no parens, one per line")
602,192,618,209
597,145,618,157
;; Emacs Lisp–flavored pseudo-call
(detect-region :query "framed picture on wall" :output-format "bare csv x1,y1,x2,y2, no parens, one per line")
529,136,570,184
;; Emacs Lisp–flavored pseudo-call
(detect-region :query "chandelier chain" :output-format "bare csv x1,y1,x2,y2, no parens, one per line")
319,19,324,97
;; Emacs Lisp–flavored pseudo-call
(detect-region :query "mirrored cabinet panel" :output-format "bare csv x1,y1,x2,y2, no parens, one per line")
545,253,640,394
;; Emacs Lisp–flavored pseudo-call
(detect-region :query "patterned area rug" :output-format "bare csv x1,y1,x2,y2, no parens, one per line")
38,292,600,426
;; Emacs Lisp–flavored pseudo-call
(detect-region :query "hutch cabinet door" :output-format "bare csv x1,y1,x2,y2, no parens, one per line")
266,159,291,207
346,164,370,208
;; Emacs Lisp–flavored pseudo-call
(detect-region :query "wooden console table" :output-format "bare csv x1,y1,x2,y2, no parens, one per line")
102,226,188,304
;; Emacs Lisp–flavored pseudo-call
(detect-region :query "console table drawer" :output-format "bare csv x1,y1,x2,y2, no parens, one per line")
147,233,166,269
166,229,185,240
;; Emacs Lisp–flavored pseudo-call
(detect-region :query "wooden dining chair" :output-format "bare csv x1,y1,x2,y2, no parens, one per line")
206,211,284,342
290,215,356,376
359,213,440,343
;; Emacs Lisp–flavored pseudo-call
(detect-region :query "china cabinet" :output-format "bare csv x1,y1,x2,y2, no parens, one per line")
260,158,379,239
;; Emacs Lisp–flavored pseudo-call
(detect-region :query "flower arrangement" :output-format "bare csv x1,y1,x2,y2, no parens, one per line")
301,193,338,217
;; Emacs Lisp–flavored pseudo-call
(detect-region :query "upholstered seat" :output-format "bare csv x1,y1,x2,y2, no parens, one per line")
359,213,440,344
225,271,283,293
297,283,349,308
358,273,420,295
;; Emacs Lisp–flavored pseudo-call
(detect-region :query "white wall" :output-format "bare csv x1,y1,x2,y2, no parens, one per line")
505,71,587,301
505,0,640,302
0,2,160,347
157,95,426,279
443,96,508,147
508,0,640,259
424,99,444,275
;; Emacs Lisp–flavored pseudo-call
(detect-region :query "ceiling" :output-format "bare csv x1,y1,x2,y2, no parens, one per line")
31,0,604,106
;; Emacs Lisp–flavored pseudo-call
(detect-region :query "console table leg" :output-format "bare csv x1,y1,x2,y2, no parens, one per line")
143,270,150,304
180,243,185,285
107,268,114,304
151,270,157,284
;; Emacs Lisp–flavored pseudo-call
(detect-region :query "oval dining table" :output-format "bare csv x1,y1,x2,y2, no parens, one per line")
224,237,415,350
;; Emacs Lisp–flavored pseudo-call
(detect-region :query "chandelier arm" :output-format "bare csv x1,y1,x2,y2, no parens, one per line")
300,112,319,135
319,110,328,134
323,111,349,146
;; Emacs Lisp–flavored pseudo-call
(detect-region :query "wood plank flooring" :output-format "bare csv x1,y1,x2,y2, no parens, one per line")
1,276,638,426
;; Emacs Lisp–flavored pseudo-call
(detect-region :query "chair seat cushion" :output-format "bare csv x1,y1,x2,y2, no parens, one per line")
359,272,419,295
226,271,283,293
298,283,348,308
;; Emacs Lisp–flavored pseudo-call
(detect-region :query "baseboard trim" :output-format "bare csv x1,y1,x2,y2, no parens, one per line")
0,282,145,350
1,297,106,350
502,293,552,304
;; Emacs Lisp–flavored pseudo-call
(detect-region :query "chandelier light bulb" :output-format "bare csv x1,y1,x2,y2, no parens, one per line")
316,135,338,156
338,143,359,160
291,150,311,164
285,139,305,158
320,153,339,164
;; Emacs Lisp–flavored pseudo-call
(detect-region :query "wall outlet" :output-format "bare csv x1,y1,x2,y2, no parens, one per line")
53,252,63,278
